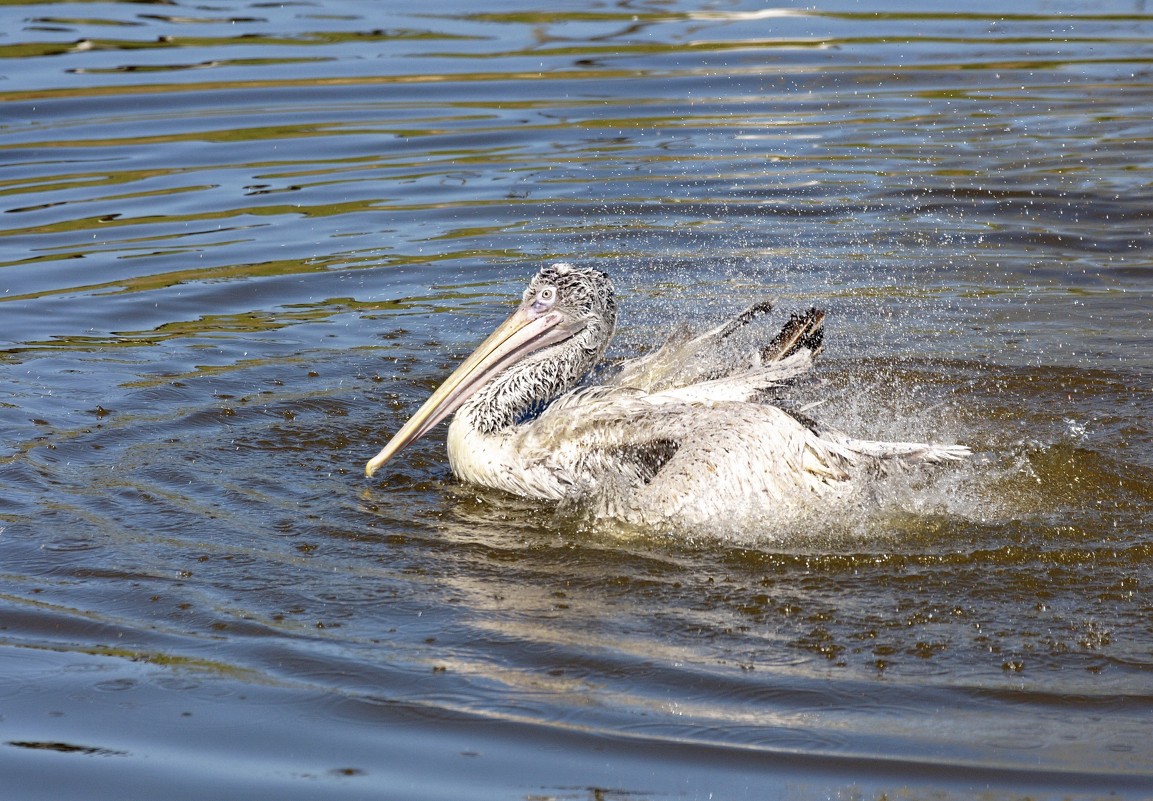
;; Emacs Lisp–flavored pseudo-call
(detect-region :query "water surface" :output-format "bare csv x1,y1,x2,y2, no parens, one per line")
2,1,1151,799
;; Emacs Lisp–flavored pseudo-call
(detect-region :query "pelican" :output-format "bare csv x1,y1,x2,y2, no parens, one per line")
365,263,969,530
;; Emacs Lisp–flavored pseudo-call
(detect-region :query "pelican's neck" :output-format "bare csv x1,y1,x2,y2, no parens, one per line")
444,314,614,498
454,343,593,437
444,350,595,502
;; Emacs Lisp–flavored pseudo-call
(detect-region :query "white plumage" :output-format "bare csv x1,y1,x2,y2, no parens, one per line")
367,263,968,530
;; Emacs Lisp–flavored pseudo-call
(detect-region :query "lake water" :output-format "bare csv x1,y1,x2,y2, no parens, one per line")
2,1,1151,799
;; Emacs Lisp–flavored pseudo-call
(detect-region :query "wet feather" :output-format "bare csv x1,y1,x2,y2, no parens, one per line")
367,263,970,530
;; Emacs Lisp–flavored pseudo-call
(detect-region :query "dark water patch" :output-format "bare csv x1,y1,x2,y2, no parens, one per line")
6,740,128,757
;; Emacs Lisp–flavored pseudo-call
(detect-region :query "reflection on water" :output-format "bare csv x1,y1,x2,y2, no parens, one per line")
1,1,1151,799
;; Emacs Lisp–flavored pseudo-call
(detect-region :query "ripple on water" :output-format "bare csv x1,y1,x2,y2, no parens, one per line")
2,2,1152,798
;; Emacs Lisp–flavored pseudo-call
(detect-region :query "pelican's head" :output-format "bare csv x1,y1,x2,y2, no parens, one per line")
366,263,616,477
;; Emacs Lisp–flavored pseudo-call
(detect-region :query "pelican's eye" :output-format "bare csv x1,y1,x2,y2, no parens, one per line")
534,286,557,309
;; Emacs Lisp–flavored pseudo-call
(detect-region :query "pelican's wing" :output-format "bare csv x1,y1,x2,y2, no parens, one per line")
648,349,815,404
780,408,973,465
523,385,968,526
519,389,859,503
608,303,825,400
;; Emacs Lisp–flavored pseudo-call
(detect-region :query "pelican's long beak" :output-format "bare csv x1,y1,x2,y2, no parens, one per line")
365,304,585,478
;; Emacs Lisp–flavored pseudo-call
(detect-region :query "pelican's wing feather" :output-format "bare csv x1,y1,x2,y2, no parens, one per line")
779,408,973,465
609,304,825,399
644,349,815,404
610,300,774,390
